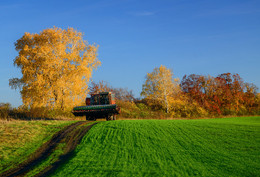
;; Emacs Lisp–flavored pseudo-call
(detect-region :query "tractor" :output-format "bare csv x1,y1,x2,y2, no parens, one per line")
72,92,120,121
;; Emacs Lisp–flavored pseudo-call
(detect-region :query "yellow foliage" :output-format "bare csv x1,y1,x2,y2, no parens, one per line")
11,27,100,109
168,93,208,118
141,65,179,113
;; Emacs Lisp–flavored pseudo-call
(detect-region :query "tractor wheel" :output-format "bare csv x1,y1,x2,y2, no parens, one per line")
113,115,116,120
91,117,96,121
106,115,113,121
86,116,96,121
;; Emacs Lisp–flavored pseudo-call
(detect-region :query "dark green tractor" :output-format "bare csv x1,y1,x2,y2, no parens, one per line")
72,92,120,121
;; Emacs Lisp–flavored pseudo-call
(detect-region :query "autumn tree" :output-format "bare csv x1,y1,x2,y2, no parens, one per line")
89,80,135,101
243,83,259,114
113,88,135,102
9,27,100,110
141,65,178,113
181,72,259,115
180,74,207,105
89,80,112,94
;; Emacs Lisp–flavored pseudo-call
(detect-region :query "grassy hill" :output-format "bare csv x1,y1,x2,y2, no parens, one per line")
51,117,260,176
0,120,76,173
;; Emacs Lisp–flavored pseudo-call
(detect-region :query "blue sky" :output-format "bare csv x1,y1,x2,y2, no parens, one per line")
0,0,259,107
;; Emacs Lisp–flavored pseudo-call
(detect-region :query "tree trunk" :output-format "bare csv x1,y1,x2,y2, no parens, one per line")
164,89,169,113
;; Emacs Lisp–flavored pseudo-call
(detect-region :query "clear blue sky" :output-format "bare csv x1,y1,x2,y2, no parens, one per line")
0,0,259,107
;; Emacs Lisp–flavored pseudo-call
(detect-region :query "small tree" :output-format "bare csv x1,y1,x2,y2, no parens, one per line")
141,65,178,113
0,103,12,119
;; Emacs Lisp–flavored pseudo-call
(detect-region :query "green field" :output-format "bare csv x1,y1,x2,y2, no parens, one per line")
51,117,260,177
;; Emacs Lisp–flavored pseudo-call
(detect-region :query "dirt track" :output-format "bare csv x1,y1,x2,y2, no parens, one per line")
0,121,98,177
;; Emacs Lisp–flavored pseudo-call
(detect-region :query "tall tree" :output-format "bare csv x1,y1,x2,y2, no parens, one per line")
9,27,100,109
141,65,178,113
180,74,206,105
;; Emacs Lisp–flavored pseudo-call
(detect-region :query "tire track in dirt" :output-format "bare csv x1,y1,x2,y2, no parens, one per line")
0,121,99,177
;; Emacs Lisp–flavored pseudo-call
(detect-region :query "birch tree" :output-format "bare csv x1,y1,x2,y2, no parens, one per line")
9,27,100,109
141,65,178,113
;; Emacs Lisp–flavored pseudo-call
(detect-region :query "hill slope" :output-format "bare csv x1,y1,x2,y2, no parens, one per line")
51,117,260,176
0,120,75,173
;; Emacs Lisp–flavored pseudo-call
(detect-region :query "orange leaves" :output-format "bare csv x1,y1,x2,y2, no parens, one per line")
10,27,100,109
180,73,259,115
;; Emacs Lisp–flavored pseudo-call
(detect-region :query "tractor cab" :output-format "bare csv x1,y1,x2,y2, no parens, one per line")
86,92,116,106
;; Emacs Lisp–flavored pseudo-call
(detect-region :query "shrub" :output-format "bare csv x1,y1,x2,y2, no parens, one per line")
0,103,12,120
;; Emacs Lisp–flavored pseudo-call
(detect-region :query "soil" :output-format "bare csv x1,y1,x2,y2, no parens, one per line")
0,121,98,177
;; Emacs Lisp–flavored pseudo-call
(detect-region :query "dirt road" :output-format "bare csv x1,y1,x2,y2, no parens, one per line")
0,121,98,177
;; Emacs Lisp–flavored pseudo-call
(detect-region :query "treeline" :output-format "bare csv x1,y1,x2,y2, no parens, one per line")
2,66,259,120
120,66,259,118
180,73,259,116
86,69,260,118
141,66,259,118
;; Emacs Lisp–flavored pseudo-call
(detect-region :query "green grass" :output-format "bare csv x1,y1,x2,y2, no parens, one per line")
25,121,98,177
51,117,260,177
0,120,76,173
